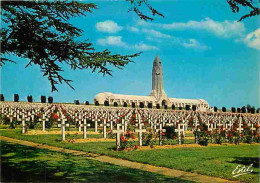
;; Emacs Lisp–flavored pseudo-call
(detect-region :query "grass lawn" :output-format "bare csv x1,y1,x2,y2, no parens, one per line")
1,140,190,182
1,129,259,182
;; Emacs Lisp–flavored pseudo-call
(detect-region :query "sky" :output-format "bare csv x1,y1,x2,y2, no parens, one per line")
1,0,259,108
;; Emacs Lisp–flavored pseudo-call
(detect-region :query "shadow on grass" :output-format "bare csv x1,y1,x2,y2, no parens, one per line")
229,157,260,168
1,141,192,182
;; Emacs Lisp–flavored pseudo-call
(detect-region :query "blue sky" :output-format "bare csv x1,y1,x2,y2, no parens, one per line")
1,0,259,108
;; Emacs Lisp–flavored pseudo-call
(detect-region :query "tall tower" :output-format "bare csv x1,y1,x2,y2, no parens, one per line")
150,55,168,105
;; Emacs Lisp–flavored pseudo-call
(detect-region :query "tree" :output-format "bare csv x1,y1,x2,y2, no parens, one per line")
123,102,127,107
104,100,109,106
85,101,89,105
41,96,46,103
164,105,168,109
231,107,236,113
132,102,136,108
222,107,226,112
139,102,144,108
227,0,260,21
246,104,251,113
256,108,260,113
172,104,175,110
237,107,241,113
95,101,99,106
48,96,53,103
185,105,190,111
14,94,19,102
27,95,33,102
179,106,183,110
114,102,118,107
192,105,196,111
251,107,255,114
213,106,218,112
2,1,258,92
148,103,153,109
0,94,5,101
75,100,80,105
156,104,160,109
1,1,165,92
242,106,246,113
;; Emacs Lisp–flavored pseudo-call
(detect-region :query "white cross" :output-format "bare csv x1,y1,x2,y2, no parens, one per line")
175,124,185,144
57,117,69,141
39,114,49,131
250,124,256,132
237,123,243,133
80,118,91,139
112,124,124,150
135,123,146,146
155,123,166,146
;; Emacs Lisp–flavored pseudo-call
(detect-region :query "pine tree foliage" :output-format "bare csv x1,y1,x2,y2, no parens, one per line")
1,1,141,91
227,0,260,21
1,0,258,92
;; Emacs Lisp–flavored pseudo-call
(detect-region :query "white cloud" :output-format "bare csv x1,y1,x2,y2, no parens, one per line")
96,20,122,33
142,28,171,38
137,18,245,38
97,36,158,51
145,34,209,50
182,39,209,50
127,26,139,32
243,29,260,50
97,36,127,47
133,42,159,51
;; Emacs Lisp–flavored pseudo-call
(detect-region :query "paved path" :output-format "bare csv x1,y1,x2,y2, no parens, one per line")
0,136,239,183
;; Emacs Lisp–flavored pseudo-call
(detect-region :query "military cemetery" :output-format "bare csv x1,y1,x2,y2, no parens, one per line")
1,0,259,182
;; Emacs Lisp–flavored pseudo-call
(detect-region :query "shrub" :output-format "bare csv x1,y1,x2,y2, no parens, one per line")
251,107,255,114
148,103,152,109
242,107,246,113
27,95,33,102
132,102,135,108
114,102,118,107
48,96,53,103
164,105,168,109
0,94,4,101
143,128,156,148
194,129,209,146
192,105,196,111
104,100,109,106
14,94,19,102
231,107,236,113
41,96,46,103
85,101,89,105
237,108,241,113
179,106,182,110
247,105,251,113
256,108,260,113
156,104,160,109
165,126,176,139
75,100,80,105
9,120,19,129
185,105,190,111
139,102,144,108
95,101,99,106
172,104,175,110
222,107,226,112
123,102,127,107
214,106,218,112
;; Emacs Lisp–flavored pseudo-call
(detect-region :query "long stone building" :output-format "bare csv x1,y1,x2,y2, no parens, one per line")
94,55,210,111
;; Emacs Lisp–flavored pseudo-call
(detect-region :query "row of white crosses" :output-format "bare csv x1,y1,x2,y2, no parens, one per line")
1,102,259,145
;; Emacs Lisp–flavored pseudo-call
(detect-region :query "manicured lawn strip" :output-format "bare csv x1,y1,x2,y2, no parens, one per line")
1,129,259,182
1,140,191,182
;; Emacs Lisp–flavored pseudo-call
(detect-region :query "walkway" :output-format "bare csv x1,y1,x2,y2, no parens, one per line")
0,136,239,183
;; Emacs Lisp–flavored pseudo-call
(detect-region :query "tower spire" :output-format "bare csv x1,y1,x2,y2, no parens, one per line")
150,55,168,103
